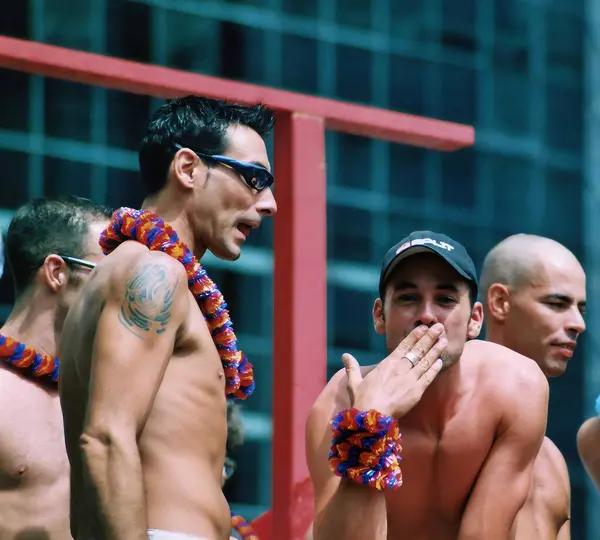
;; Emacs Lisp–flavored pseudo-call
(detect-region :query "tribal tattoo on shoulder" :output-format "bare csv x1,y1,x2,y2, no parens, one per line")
118,263,179,338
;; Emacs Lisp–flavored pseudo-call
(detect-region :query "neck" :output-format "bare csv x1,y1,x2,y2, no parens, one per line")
142,194,206,259
409,356,464,428
1,290,59,358
484,325,503,347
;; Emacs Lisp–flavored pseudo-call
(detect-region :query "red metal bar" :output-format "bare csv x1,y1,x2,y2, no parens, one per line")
0,35,474,151
272,112,327,540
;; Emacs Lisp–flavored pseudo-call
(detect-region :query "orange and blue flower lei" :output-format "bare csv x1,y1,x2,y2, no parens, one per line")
99,207,254,400
231,513,259,539
0,334,59,383
329,407,403,491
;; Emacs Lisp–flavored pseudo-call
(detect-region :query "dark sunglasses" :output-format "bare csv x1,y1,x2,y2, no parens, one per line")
173,143,274,192
59,255,97,270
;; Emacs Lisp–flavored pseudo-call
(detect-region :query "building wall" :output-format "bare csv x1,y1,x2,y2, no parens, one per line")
0,0,593,536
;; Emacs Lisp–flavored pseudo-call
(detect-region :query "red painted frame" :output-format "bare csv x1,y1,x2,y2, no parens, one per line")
0,35,475,540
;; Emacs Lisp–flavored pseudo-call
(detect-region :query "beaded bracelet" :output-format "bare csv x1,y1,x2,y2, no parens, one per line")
328,408,403,491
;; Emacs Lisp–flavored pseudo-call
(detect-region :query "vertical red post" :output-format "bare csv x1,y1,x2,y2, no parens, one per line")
271,112,327,540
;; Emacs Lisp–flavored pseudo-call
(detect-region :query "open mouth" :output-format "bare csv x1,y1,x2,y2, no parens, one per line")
237,223,252,238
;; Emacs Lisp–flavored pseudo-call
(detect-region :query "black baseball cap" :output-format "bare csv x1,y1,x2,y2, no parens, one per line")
378,230,479,300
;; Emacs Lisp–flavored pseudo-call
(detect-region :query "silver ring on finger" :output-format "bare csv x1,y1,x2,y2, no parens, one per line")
403,350,419,368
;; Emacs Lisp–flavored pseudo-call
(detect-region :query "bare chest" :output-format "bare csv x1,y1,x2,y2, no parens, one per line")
141,309,228,452
386,407,497,537
0,374,68,487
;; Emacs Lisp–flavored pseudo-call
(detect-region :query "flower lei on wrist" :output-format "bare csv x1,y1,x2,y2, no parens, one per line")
231,513,259,540
0,333,59,383
98,208,254,399
328,408,403,491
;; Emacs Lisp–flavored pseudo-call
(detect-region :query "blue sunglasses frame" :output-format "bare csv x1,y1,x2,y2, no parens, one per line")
173,143,274,192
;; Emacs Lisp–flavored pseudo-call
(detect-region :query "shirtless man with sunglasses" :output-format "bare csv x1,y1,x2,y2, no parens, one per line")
0,196,110,540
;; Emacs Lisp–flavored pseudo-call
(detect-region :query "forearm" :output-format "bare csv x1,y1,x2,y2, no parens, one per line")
314,480,387,540
81,433,147,540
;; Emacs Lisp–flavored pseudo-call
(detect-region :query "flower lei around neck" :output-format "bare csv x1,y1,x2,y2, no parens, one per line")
0,333,59,383
231,513,259,540
99,207,254,399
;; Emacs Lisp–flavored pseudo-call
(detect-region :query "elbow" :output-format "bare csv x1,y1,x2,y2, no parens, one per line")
79,425,136,460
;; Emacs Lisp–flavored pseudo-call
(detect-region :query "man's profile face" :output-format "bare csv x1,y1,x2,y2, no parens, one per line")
375,253,482,369
188,125,278,261
62,220,108,297
504,257,586,377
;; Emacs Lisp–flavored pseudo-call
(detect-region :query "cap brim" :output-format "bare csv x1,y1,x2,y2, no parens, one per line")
382,245,473,286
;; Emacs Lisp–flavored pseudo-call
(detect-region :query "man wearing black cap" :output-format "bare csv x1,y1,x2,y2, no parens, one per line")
306,231,549,540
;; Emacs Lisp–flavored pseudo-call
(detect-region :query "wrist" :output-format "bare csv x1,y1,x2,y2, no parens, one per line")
328,408,403,491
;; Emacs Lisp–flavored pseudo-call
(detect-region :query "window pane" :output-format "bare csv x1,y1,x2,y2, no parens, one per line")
438,63,476,125
328,205,372,263
44,79,92,142
441,149,475,209
43,157,92,199
335,45,372,104
387,143,427,201
105,167,146,210
543,168,582,245
106,0,151,63
335,134,371,189
331,286,374,349
282,35,318,94
545,81,583,154
492,71,532,135
0,150,29,209
282,0,318,18
484,153,535,229
107,90,151,151
335,0,373,30
0,69,28,131
389,55,426,116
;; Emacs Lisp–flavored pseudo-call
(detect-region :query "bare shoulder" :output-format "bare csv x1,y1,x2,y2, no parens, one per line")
465,339,548,397
104,243,187,293
577,416,600,450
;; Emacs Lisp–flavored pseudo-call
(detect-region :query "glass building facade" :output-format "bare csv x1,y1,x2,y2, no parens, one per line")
0,0,597,537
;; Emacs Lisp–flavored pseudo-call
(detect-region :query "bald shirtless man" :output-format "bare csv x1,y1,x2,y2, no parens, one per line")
59,96,277,540
481,234,586,540
306,230,549,540
0,196,110,540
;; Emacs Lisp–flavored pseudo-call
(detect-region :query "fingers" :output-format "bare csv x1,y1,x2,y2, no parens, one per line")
416,358,443,390
343,353,362,405
412,333,448,379
386,323,445,372
387,325,430,364
409,323,445,362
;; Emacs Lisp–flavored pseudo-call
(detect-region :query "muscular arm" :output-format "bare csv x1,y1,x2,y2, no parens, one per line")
306,372,387,540
458,366,549,540
577,416,600,492
80,254,188,540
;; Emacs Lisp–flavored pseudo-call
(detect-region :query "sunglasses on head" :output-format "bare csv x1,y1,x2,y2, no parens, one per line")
173,143,274,192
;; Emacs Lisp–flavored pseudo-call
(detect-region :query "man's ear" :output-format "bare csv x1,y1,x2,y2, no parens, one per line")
467,301,484,339
486,283,511,323
41,254,68,293
172,147,199,190
373,298,385,335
